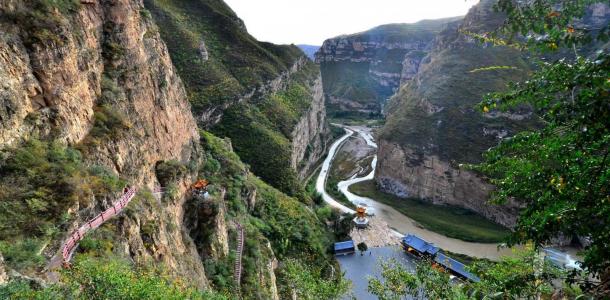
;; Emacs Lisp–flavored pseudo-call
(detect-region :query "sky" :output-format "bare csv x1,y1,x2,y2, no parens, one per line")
223,0,480,45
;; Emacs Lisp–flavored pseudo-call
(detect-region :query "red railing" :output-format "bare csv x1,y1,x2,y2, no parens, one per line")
61,187,138,264
234,221,245,286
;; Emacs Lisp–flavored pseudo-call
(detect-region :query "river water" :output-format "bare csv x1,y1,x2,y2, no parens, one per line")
317,125,514,260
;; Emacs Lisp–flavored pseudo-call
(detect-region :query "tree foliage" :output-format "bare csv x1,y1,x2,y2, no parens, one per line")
464,0,610,296
278,258,350,300
368,249,578,300
0,258,228,299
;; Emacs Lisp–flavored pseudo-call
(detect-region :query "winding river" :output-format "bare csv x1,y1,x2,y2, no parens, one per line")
316,125,514,260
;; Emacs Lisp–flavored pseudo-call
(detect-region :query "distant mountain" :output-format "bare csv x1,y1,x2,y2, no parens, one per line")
315,17,461,117
297,44,320,60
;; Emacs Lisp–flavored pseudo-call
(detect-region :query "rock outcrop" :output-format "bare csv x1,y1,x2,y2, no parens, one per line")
0,252,7,285
376,140,519,227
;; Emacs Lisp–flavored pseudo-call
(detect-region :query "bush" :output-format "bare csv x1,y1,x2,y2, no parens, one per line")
0,139,123,271
77,105,131,155
0,239,46,271
155,160,187,187
0,258,228,299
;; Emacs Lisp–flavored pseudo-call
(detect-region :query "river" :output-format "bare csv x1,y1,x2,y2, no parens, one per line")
317,125,514,260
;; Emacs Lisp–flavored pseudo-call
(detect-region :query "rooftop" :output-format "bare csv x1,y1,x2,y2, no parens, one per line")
403,234,440,256
434,252,480,282
334,240,355,251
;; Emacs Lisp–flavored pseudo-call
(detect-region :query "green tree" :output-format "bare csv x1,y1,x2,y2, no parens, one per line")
0,258,228,299
470,0,610,295
357,242,368,256
368,249,575,300
278,258,350,300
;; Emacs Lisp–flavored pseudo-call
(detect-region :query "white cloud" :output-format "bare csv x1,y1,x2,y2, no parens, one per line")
223,0,480,45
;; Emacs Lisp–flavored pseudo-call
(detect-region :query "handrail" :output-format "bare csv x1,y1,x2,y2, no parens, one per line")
60,187,138,264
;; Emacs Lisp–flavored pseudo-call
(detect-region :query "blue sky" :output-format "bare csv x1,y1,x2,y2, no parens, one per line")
224,0,480,45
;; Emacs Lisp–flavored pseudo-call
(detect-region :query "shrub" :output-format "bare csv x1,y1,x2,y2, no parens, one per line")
155,160,187,187
77,105,131,155
0,258,228,299
0,139,123,271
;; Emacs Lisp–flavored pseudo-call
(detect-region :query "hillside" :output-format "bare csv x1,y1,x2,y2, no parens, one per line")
376,0,540,227
315,18,461,117
144,0,330,196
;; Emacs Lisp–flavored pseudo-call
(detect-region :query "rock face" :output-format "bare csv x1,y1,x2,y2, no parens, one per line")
291,76,329,179
315,20,460,115
376,140,519,227
0,0,205,287
0,252,7,285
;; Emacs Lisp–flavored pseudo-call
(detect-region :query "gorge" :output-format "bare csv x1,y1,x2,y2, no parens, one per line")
1,0,608,298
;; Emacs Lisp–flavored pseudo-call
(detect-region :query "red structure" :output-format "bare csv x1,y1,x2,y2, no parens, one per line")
60,187,138,264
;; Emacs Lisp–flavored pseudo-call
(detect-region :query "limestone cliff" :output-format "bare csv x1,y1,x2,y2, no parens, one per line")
315,19,460,115
1,0,205,287
291,76,329,180
1,1,337,297
376,140,520,227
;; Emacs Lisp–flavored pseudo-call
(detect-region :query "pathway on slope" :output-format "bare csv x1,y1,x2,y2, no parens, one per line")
47,187,138,273
234,221,245,287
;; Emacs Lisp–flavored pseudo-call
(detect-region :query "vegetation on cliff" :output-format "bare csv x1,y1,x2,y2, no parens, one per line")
187,132,349,299
0,140,124,273
380,0,540,164
144,0,323,198
0,258,226,299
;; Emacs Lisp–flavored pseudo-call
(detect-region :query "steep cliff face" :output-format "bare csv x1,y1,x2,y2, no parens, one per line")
376,140,520,227
0,0,209,285
376,0,537,228
315,19,460,116
1,1,341,297
290,76,329,179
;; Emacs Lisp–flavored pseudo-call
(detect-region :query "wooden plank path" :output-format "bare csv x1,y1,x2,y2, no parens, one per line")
48,187,138,270
234,221,245,287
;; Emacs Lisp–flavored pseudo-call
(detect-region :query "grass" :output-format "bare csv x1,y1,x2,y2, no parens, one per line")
348,180,510,243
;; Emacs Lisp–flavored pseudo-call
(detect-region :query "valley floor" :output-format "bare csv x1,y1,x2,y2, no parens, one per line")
321,125,515,260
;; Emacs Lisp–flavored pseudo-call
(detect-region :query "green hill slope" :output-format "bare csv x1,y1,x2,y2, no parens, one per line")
145,0,328,197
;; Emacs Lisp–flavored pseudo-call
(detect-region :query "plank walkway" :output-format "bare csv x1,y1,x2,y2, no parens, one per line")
49,187,138,269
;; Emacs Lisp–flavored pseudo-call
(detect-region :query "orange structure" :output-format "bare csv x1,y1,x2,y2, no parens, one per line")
356,206,366,218
191,179,209,191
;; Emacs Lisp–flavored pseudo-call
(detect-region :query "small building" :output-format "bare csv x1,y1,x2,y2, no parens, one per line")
402,234,439,257
334,241,356,256
434,252,480,282
353,206,369,229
